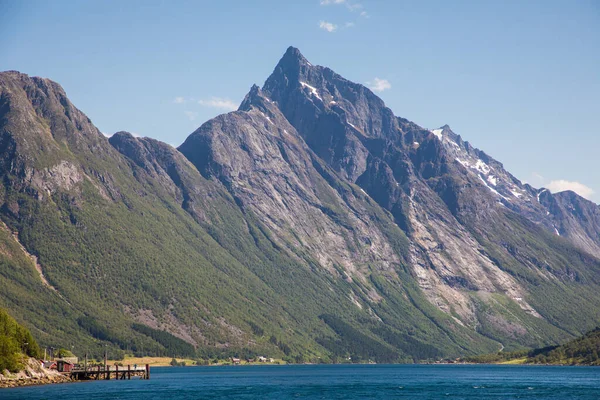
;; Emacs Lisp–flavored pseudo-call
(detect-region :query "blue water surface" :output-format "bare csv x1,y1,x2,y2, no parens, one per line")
2,364,599,399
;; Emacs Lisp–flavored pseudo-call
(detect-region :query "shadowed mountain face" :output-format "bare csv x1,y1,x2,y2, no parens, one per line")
1,48,600,361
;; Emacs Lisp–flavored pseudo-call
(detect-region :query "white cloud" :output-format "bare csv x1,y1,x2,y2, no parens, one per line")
367,78,391,92
173,97,186,104
526,172,545,186
184,111,198,121
532,172,545,181
198,97,238,111
320,0,367,16
546,180,594,200
319,20,338,32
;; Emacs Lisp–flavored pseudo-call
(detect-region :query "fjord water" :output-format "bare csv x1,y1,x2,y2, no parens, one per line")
3,365,600,399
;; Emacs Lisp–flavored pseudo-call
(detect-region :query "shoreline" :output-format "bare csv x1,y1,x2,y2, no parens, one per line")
0,375,72,389
0,358,73,389
3,360,595,389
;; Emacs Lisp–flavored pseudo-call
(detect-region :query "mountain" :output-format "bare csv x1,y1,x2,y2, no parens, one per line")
527,327,600,365
0,47,599,362
466,327,600,365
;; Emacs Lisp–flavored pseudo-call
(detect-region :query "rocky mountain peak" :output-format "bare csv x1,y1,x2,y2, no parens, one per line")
109,131,137,141
238,84,266,111
277,46,312,73
109,131,151,168
262,46,317,100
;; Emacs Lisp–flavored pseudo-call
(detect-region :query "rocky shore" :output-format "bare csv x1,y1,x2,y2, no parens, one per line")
0,358,72,389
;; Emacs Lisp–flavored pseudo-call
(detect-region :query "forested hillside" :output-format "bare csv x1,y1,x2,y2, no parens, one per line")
466,328,600,365
0,308,40,372
0,47,600,363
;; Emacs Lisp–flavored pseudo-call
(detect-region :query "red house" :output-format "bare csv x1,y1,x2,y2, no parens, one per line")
56,360,74,372
43,361,57,369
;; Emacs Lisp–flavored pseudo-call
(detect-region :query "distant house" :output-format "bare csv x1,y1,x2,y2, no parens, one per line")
56,360,75,372
58,356,79,364
231,358,241,365
258,356,267,362
43,361,57,369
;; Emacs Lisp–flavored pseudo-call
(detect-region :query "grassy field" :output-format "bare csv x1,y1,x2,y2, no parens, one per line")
104,356,287,367
105,356,197,367
499,358,527,365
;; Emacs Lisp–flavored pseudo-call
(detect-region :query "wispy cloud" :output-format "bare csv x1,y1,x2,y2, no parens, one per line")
319,20,338,32
320,0,368,17
546,180,594,200
345,22,355,28
184,111,198,121
367,78,392,92
532,172,545,181
526,172,546,186
198,97,237,111
173,96,186,104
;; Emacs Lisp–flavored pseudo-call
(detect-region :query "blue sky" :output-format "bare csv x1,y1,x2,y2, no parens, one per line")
2,0,599,201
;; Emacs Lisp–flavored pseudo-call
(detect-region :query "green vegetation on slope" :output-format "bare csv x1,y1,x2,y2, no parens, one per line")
131,323,195,357
466,328,600,365
0,308,41,372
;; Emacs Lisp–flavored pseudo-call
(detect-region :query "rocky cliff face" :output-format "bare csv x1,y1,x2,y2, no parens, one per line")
417,124,600,258
180,84,403,287
178,47,600,351
1,48,600,361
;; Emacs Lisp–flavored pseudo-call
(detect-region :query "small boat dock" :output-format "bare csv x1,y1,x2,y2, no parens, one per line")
68,364,150,380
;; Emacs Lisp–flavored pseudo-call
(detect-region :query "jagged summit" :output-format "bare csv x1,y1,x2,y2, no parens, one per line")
0,70,67,96
278,46,312,69
238,84,263,111
262,46,317,98
1,70,30,77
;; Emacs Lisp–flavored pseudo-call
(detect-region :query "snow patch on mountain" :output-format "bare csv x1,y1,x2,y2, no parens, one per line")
478,175,507,200
474,160,491,175
300,81,322,101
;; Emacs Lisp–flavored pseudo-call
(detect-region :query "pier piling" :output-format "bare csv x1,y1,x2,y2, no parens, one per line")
68,364,149,381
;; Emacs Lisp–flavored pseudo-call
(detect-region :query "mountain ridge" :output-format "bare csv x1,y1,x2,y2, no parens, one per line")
0,47,599,362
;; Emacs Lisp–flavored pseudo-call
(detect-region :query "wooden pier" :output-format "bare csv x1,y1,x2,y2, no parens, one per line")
69,364,150,381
